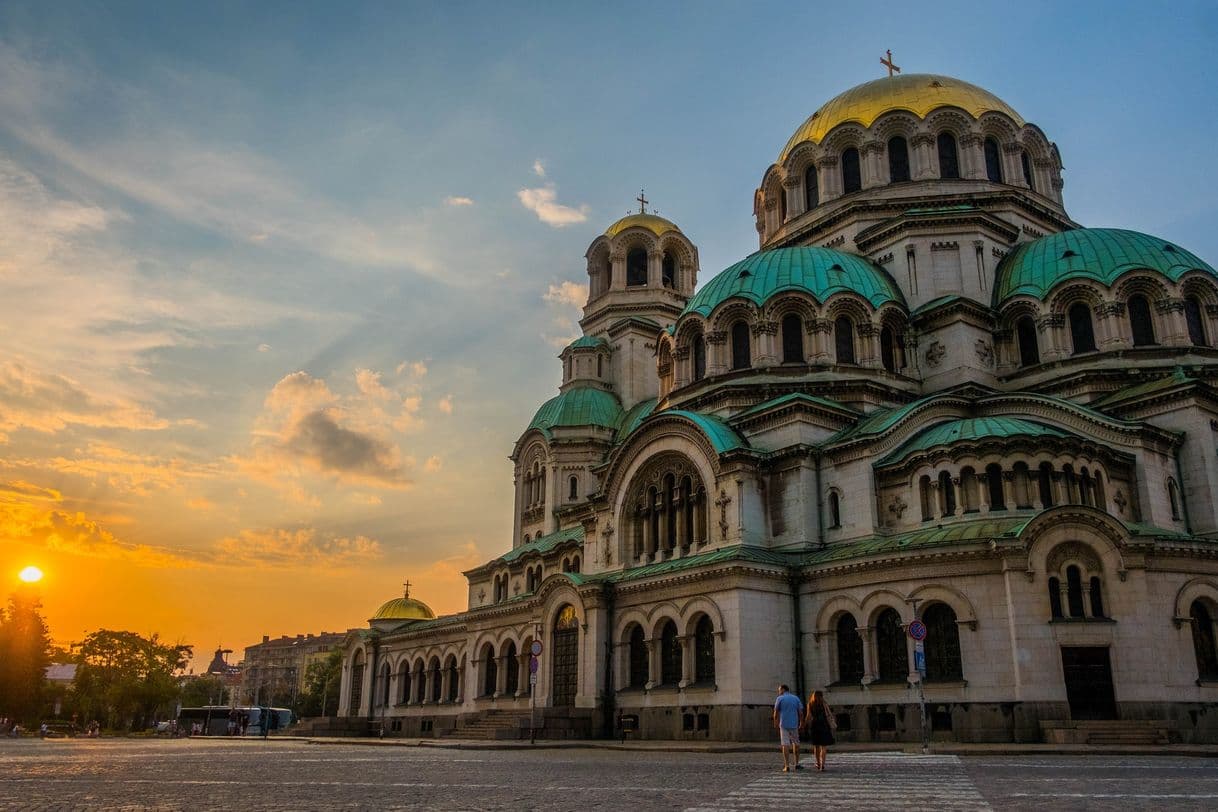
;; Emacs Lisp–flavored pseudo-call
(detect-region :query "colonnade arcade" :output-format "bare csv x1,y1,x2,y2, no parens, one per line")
624,453,710,564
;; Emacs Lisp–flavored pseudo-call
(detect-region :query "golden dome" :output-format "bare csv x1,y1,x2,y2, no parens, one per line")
778,74,1025,163
605,212,681,238
372,595,435,622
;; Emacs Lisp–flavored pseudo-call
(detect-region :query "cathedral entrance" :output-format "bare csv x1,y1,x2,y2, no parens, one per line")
551,604,579,707
1061,646,1117,720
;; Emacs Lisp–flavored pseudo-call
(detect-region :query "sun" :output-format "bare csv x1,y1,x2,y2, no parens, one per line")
18,566,43,583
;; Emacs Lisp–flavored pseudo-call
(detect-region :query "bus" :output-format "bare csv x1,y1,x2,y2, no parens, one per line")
176,706,294,736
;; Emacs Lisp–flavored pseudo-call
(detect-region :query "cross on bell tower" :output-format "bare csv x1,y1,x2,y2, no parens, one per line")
403,580,412,599
881,49,901,77
636,189,649,214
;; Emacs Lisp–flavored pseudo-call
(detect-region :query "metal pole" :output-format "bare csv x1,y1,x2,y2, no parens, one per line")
907,598,929,754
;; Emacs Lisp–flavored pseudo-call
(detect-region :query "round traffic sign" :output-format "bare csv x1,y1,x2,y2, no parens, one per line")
529,656,539,674
530,640,543,657
907,620,927,641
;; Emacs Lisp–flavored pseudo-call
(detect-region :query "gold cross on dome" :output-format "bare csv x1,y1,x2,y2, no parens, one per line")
636,189,649,214
881,49,901,77
403,580,412,598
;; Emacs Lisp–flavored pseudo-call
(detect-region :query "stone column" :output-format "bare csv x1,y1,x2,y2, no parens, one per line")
705,331,728,376
951,476,964,516
858,322,880,367
911,134,936,180
679,635,695,688
809,319,832,363
645,638,660,690
753,320,778,365
861,140,884,188
1003,143,1026,188
960,134,984,179
647,249,662,288
673,346,690,389
930,480,943,521
783,175,803,219
858,627,876,683
1037,314,1066,361
1157,297,1189,346
516,653,529,697
440,667,451,704
816,156,839,203
609,251,625,290
1001,471,1015,510
978,473,992,514
495,655,508,698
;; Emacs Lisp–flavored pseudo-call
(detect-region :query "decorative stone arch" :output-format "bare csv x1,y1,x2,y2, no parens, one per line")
976,111,1019,144
1047,280,1106,315
814,594,864,634
608,442,717,562
469,630,502,660
823,292,873,324
675,315,709,347
679,596,726,638
538,580,586,630
861,588,913,626
1180,271,1218,304
909,584,978,630
871,110,920,141
821,123,867,154
924,108,975,140
763,291,819,323
707,299,760,334
615,608,651,643
1017,124,1054,163
998,297,1042,327
1173,577,1218,626
785,141,822,179
1112,270,1170,303
646,601,684,639
1020,505,1129,581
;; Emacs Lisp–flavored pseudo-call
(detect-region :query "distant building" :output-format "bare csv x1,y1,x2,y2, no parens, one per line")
240,632,345,705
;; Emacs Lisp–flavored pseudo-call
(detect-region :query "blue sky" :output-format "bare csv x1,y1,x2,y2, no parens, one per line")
1,0,1215,658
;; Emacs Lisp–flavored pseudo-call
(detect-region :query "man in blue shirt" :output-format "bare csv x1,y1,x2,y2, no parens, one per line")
772,683,804,772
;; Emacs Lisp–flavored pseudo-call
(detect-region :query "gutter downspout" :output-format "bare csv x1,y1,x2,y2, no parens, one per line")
602,583,616,739
789,574,805,702
814,448,825,549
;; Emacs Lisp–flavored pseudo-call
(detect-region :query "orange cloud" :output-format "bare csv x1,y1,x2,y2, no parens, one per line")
214,527,382,569
0,361,168,439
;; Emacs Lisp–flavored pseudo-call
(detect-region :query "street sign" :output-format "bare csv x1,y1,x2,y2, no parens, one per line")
914,639,927,676
530,640,543,657
529,673,538,686
529,655,539,674
908,620,927,641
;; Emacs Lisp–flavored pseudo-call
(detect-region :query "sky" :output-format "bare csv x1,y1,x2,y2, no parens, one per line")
1,1,1216,669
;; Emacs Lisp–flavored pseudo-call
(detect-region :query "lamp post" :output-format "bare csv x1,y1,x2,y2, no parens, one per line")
906,597,929,754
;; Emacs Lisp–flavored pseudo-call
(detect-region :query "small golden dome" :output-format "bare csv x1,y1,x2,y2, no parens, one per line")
605,212,681,238
371,587,435,622
778,74,1025,163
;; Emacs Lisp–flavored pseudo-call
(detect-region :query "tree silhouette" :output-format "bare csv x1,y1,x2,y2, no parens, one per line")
0,591,52,724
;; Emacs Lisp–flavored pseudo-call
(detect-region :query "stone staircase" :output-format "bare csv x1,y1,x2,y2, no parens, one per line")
1041,719,1178,745
437,709,530,740
288,716,370,737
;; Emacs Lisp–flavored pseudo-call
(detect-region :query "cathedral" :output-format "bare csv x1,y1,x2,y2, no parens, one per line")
336,68,1218,744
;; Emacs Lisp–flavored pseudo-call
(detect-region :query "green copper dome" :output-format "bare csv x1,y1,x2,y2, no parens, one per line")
880,417,1072,465
994,228,1217,305
682,247,905,319
566,335,608,351
526,385,624,438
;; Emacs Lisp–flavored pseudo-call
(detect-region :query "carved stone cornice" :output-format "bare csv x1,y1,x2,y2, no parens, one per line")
1036,314,1065,329
751,320,779,336
1155,297,1186,314
1096,302,1125,318
910,133,935,147
704,330,727,345
674,347,690,360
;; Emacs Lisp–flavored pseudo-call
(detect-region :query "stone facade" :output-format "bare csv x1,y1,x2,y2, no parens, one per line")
337,72,1218,743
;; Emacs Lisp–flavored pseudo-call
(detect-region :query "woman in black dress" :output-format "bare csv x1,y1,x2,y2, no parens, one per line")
804,690,836,771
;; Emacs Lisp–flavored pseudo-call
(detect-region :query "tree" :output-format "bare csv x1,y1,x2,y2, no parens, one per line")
72,630,191,730
0,590,52,723
296,649,342,718
179,675,227,708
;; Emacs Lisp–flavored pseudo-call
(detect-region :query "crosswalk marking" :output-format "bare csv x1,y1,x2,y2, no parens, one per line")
685,753,991,812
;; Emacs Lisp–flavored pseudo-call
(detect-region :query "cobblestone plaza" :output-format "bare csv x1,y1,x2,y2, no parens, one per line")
2,739,1216,810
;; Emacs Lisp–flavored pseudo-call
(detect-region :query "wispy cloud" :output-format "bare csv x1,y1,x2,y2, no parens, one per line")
214,527,382,568
436,395,453,415
0,361,169,440
543,281,587,309
517,184,588,227
444,195,474,207
532,159,546,178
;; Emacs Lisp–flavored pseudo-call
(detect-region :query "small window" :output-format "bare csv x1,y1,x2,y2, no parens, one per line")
875,608,907,681
986,464,1006,511
662,252,676,288
1169,479,1181,520
626,247,647,286
781,314,803,363
628,625,648,688
881,325,897,372
1066,565,1085,618
730,322,751,370
836,614,864,683
1069,303,1097,354
841,148,862,194
694,615,716,683
1191,600,1218,680
1048,576,1063,619
1016,316,1040,366
834,317,856,364
888,136,910,183
1038,462,1055,507
804,164,819,210
828,491,841,529
1089,576,1105,618
1021,150,1035,190
984,137,1003,183
938,471,956,516
1128,295,1156,346
660,621,681,685
1185,296,1209,346
596,355,602,378
569,476,578,501
937,132,960,179
693,335,706,381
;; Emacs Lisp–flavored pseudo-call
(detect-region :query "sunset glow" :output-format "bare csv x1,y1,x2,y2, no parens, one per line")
17,566,43,583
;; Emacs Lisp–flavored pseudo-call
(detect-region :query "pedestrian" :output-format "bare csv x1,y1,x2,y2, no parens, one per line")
771,683,804,772
804,689,837,771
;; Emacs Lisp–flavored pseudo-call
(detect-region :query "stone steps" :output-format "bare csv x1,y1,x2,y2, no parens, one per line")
1041,719,1178,745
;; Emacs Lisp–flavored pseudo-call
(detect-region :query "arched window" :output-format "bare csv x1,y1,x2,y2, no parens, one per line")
662,252,676,288
730,321,751,370
938,470,956,516
628,625,648,688
1088,576,1105,619
482,645,498,697
694,615,716,683
446,657,459,702
1128,294,1156,345
1186,296,1209,346
983,137,1003,183
804,164,819,210
398,661,411,704
1190,600,1218,680
693,334,706,381
626,247,647,286
841,148,862,194
1016,316,1040,366
834,316,856,364
660,621,682,685
429,657,442,703
570,556,579,573
836,614,864,683
876,608,907,681
1066,565,1085,618
937,132,960,179
663,473,677,552
1068,302,1097,354
411,660,424,703
1062,465,1079,504
781,313,803,363
1079,468,1093,507
923,603,963,681
1038,462,1055,507
597,355,602,377
777,185,787,223
919,475,934,521
1168,478,1181,520
1021,150,1035,190
986,464,1006,511
888,136,910,183
569,476,578,501
1048,576,1063,619
880,325,897,372
828,491,841,529
503,643,519,696
379,663,391,708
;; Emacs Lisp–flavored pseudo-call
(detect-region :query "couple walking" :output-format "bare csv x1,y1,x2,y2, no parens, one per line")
772,684,835,772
